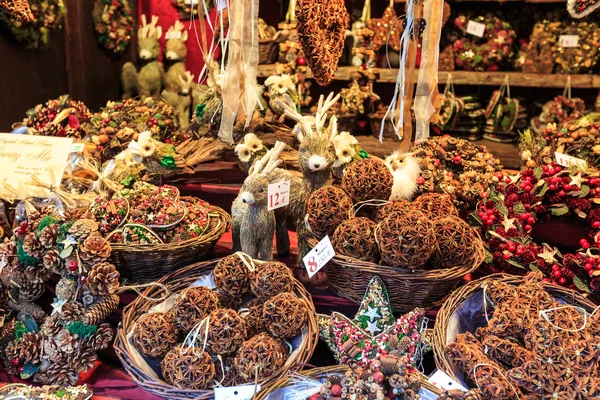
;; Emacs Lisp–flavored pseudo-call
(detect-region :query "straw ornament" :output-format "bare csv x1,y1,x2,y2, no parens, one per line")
161,345,215,390
263,293,309,338
305,186,353,238
133,312,180,358
342,158,393,202
251,261,294,300
172,287,219,331
206,308,247,355
331,217,379,263
234,332,285,383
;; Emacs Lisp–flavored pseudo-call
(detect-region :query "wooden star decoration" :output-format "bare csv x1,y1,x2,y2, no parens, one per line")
318,276,425,366
537,245,558,264
501,216,517,231
569,173,586,189
367,6,403,52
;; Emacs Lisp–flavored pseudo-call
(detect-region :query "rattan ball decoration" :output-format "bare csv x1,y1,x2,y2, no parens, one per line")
331,217,379,263
132,312,179,358
374,199,414,222
251,262,294,300
235,332,285,383
414,192,458,218
161,345,215,390
263,293,308,338
241,298,266,336
342,158,394,202
207,308,247,355
172,287,219,331
305,186,353,238
213,254,252,297
216,356,240,387
431,216,477,269
375,210,436,269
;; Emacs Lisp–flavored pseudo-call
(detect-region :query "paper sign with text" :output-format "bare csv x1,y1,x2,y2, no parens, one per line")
559,35,579,48
0,134,73,197
214,384,260,400
303,235,335,278
428,369,468,392
466,20,486,38
267,180,290,211
555,152,587,170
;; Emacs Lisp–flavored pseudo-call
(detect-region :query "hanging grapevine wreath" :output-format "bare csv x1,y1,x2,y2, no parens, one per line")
92,0,133,54
1,0,66,48
470,164,600,302
172,0,213,20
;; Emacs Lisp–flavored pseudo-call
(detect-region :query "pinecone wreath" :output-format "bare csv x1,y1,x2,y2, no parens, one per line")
79,234,111,265
86,262,120,295
86,323,114,351
161,345,216,390
213,254,252,297
24,264,52,284
133,312,180,358
42,249,62,274
263,293,308,338
235,332,285,383
15,331,43,364
59,302,86,323
172,287,219,331
207,308,247,355
251,262,294,300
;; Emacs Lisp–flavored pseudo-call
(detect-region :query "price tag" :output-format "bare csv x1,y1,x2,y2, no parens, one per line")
267,180,290,211
71,143,85,153
559,35,579,48
466,20,486,38
184,0,199,4
214,384,260,400
555,152,587,170
303,236,335,278
428,369,468,392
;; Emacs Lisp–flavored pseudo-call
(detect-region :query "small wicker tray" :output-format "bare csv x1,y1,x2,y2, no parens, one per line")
114,257,319,400
109,206,230,283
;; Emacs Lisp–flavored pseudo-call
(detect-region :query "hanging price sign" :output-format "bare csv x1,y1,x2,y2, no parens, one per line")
303,236,335,278
267,180,290,211
555,152,587,170
466,20,485,38
559,35,579,48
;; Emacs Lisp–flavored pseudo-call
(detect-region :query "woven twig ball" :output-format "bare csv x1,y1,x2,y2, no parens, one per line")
132,312,179,358
374,199,415,222
161,345,215,390
414,193,458,218
235,332,285,383
431,216,477,269
305,186,353,238
251,262,294,300
215,356,240,387
241,298,266,337
263,293,309,338
173,287,219,331
213,254,252,297
207,308,247,355
331,217,379,263
342,158,393,202
376,210,436,269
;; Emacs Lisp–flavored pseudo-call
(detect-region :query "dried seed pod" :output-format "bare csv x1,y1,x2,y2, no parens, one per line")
414,192,458,218
213,254,252,297
235,333,285,383
342,158,393,202
172,287,219,331
207,308,247,355
306,186,353,238
331,217,379,263
162,345,215,390
251,262,294,300
431,216,477,269
263,293,308,338
132,312,179,358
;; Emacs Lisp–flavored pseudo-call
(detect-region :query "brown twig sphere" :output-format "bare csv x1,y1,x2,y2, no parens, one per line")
431,216,477,269
376,210,435,269
263,293,309,338
331,217,379,262
207,308,247,355
172,287,219,331
374,199,414,222
342,158,394,202
414,193,459,218
241,298,266,337
251,262,294,300
235,333,285,383
305,186,353,238
161,345,215,390
213,254,252,297
132,312,179,358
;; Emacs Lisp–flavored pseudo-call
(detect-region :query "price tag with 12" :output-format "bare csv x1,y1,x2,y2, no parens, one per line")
267,180,290,211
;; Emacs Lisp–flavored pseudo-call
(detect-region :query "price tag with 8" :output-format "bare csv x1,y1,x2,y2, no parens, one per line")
303,236,335,278
267,180,290,211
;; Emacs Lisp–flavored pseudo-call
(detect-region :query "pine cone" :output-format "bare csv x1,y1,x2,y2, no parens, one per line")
39,224,59,249
60,302,86,322
86,323,113,351
16,331,43,363
42,337,66,363
68,219,99,241
0,239,18,266
41,315,62,337
19,281,45,302
68,346,97,373
22,232,44,258
24,264,51,284
54,329,79,354
42,249,62,273
79,234,111,265
83,294,119,326
41,362,79,386
0,264,25,289
87,262,119,296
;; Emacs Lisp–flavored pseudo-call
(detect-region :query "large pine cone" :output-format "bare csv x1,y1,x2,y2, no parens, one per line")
79,234,111,265
42,249,62,273
24,264,51,284
60,302,86,322
1,264,25,289
87,262,119,296
16,331,43,363
54,329,79,355
0,239,18,266
41,315,62,337
86,323,113,351
19,281,45,302
68,346,97,373
68,219,99,241
39,224,59,249
40,362,79,386
22,232,44,258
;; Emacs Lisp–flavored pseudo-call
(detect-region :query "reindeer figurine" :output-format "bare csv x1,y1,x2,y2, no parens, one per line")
163,21,189,94
162,71,194,128
121,15,164,99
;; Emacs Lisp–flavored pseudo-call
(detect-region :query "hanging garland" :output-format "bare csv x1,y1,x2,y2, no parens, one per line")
92,0,134,54
1,0,65,48
470,164,600,301
172,0,213,20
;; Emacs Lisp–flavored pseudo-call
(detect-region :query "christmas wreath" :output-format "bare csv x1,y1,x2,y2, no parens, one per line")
172,0,212,20
1,0,66,48
92,0,134,54
470,164,600,302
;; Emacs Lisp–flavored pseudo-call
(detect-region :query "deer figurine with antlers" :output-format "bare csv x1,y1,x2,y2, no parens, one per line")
121,15,164,99
162,71,194,128
164,21,189,94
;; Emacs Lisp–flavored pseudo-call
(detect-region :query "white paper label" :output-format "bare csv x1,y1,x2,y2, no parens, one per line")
466,20,486,38
0,134,73,198
555,152,587,169
214,384,260,400
303,236,335,278
428,369,468,392
184,0,199,4
559,35,579,47
71,143,85,153
216,0,227,11
267,180,290,211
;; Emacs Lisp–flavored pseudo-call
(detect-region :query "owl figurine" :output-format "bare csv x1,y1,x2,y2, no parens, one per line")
264,74,300,117
385,150,421,200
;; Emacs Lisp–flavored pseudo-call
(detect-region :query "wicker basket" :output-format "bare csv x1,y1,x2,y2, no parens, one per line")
432,273,597,382
259,38,278,64
109,206,230,283
369,113,398,140
313,235,484,313
114,257,319,400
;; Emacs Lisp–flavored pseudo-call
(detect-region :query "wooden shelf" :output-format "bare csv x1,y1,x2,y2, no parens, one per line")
257,65,600,89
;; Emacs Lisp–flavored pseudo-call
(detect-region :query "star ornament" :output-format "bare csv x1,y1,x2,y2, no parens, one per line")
318,276,425,366
367,6,403,52
501,216,516,231
537,245,558,264
569,172,586,189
